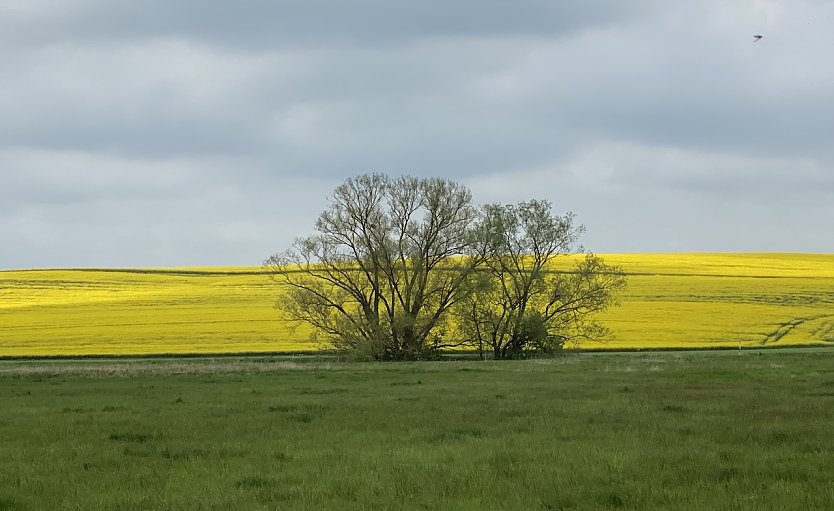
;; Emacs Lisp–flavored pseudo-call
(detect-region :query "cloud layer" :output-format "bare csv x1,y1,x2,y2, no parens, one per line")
2,0,832,268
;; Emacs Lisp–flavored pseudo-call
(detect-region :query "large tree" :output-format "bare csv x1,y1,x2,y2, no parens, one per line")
264,173,483,360
459,200,627,359
266,176,626,360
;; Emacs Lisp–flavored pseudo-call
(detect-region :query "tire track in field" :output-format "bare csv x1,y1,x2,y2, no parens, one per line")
811,318,834,343
761,315,830,345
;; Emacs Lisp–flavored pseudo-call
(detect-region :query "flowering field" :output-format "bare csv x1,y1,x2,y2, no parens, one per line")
0,268,302,356
594,253,834,349
1,254,833,356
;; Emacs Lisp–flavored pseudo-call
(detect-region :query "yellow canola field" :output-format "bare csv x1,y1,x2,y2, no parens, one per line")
0,268,308,357
592,253,834,349
1,254,833,356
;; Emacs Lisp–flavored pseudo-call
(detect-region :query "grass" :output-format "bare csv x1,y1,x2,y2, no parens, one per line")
1,350,834,509
1,253,834,356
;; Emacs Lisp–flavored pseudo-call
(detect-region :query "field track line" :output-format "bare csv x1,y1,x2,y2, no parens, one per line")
761,315,831,345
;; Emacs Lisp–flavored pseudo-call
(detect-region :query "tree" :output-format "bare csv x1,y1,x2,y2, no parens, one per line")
264,173,483,360
266,176,627,360
458,200,627,359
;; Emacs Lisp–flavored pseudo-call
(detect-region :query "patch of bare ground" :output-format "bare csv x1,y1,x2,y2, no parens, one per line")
0,359,335,378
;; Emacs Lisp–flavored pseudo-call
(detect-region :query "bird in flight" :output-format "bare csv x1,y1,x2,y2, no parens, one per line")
753,34,763,42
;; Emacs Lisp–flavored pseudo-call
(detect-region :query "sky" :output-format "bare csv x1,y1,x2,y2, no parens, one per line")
1,0,833,269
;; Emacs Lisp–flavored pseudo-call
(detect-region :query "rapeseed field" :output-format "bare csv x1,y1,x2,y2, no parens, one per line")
1,254,832,356
595,253,834,349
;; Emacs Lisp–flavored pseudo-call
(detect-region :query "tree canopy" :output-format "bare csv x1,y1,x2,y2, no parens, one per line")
265,173,626,360
459,200,627,359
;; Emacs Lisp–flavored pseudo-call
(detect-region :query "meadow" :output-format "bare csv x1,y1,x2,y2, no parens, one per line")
1,253,833,356
1,350,833,510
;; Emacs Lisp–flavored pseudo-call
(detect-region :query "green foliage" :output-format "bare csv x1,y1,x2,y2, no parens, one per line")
266,173,484,360
267,176,627,360
517,311,567,357
458,200,627,359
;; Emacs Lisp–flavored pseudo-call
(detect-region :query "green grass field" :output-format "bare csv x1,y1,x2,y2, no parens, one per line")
1,253,833,356
1,350,833,510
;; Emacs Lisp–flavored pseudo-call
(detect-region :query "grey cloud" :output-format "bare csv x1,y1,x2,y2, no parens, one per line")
0,155,208,206
1,37,582,174
6,1,831,168
0,165,337,268
467,152,834,253
0,41,275,158
481,7,834,164
1,0,833,268
2,1,655,49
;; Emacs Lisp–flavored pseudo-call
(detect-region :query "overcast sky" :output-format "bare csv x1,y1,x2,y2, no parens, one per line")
1,0,833,268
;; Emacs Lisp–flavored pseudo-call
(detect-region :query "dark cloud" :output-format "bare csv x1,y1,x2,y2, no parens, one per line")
1,1,653,49
1,0,833,268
